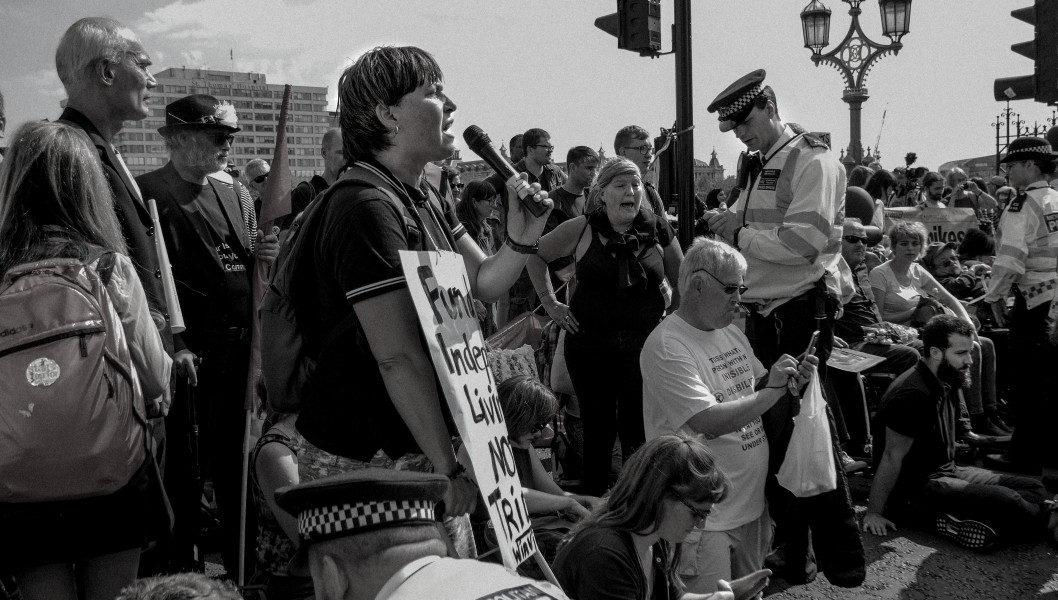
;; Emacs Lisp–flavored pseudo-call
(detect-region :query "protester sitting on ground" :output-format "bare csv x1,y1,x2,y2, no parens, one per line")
0,121,172,600
470,375,600,561
526,156,684,496
922,240,1002,334
246,403,313,600
862,315,1056,551
869,221,1008,440
957,228,996,268
288,45,552,559
456,180,500,337
552,434,772,600
115,573,243,600
640,237,816,596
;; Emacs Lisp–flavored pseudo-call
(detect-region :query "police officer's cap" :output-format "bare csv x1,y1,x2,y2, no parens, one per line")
707,69,768,133
999,136,1056,163
275,468,449,575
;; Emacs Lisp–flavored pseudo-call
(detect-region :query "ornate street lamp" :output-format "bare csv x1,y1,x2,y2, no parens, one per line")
800,0,912,166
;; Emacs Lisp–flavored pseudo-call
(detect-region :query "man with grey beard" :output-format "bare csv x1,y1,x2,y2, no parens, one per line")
137,94,278,576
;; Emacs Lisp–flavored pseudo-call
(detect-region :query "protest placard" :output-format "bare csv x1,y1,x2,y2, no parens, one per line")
884,207,977,244
400,250,538,571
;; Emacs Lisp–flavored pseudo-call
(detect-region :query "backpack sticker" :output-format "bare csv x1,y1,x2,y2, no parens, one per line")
26,358,60,387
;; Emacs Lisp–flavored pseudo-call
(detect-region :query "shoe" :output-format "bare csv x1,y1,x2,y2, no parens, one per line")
971,414,1012,438
989,413,1014,434
983,452,1042,476
839,450,867,474
935,513,998,551
959,430,1010,446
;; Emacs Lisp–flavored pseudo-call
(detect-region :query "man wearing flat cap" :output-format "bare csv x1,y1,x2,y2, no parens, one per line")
703,70,863,587
138,94,279,574
276,469,570,600
982,137,1058,476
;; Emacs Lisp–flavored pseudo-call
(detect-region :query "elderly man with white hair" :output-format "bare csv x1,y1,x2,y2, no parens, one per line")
641,236,816,596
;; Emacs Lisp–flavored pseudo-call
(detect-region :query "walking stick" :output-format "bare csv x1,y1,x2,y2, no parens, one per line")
186,367,204,571
238,407,252,586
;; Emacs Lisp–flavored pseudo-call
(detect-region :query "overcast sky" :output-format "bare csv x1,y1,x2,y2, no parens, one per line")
2,0,1054,173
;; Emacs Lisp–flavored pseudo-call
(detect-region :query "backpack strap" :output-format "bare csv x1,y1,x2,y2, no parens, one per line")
86,249,117,287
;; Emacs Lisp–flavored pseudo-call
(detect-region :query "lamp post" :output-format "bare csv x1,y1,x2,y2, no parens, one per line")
800,0,912,167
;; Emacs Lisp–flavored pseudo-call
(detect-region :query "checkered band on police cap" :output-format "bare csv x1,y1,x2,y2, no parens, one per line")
1007,143,1053,157
718,83,764,120
298,499,435,541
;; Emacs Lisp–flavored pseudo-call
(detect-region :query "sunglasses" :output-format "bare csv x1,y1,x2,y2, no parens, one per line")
937,258,960,269
204,131,236,146
528,144,554,152
677,496,710,525
530,420,550,434
252,173,269,184
695,268,748,296
843,235,868,245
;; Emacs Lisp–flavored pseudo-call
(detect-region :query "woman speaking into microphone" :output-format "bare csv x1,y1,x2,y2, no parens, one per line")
286,45,552,555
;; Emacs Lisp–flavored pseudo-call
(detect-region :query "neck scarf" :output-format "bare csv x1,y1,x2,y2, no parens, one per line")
589,206,658,293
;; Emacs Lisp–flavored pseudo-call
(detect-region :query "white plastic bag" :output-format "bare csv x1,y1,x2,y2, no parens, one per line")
776,373,837,497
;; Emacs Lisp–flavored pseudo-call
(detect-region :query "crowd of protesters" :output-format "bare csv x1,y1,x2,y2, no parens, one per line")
3,14,1058,600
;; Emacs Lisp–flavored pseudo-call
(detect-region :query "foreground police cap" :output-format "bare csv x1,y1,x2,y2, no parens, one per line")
158,94,240,136
276,468,449,575
999,136,1057,163
707,69,767,133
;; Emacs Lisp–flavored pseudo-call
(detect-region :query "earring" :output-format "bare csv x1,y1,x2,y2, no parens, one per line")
393,124,399,136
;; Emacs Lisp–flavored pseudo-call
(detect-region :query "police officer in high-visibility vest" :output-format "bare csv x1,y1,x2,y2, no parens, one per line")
983,137,1058,476
704,70,864,588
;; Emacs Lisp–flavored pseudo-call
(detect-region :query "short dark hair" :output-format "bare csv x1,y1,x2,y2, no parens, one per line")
509,134,523,153
753,86,779,116
338,46,444,162
522,128,550,149
498,375,558,439
566,145,599,167
614,125,649,153
921,314,975,355
864,169,895,200
922,171,944,189
957,228,995,260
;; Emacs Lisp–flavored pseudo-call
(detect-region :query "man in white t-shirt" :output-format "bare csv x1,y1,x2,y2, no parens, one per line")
641,237,816,595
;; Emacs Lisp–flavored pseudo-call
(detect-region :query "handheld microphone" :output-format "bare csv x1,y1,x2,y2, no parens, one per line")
462,125,549,217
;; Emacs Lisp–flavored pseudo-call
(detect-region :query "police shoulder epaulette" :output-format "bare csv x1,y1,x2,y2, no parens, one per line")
800,133,829,149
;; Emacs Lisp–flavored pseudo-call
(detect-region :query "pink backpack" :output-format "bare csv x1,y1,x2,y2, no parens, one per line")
0,253,148,502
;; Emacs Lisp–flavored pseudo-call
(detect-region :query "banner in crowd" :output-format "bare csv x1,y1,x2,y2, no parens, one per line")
883,207,977,244
400,250,538,570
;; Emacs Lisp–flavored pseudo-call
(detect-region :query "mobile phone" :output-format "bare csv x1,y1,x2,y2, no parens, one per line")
804,330,820,359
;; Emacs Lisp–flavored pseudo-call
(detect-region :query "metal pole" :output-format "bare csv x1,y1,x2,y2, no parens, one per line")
674,0,695,249
846,99,863,166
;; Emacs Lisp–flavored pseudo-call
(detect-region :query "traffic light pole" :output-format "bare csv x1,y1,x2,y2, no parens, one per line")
674,0,695,249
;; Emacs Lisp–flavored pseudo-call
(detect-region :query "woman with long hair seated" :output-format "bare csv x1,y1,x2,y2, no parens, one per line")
0,121,171,600
552,434,770,600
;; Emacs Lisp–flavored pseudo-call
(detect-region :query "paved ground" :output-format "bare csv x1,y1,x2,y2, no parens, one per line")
763,472,1058,599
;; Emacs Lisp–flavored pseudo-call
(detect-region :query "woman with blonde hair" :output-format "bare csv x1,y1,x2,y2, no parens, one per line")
0,121,171,600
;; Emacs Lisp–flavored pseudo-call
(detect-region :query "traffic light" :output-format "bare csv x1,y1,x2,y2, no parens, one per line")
994,0,1058,104
595,0,662,56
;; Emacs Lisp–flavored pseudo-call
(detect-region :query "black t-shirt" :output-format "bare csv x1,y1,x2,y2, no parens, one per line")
835,266,881,344
294,161,465,461
873,361,958,510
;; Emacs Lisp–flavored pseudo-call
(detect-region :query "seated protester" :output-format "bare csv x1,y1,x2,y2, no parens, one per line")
862,316,1056,551
552,434,772,600
922,241,990,303
246,403,313,600
870,221,1008,440
469,376,600,562
832,219,921,453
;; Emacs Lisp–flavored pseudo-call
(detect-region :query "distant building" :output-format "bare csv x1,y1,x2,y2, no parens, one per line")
938,154,999,180
114,68,330,180
695,149,725,189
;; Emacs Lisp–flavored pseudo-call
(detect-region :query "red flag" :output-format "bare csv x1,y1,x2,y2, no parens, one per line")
245,84,293,410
